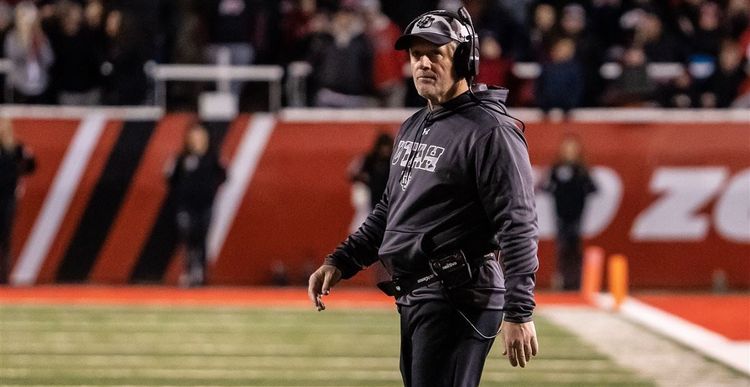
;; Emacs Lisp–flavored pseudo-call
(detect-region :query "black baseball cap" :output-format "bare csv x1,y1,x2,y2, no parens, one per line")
395,13,466,50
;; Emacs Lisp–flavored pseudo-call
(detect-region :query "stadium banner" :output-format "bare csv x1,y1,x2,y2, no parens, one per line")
9,114,750,289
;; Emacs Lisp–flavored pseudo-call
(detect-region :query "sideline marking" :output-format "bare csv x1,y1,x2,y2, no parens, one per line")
11,113,108,285
596,294,750,376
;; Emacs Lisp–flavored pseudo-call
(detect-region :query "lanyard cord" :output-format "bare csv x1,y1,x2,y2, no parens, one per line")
439,286,502,340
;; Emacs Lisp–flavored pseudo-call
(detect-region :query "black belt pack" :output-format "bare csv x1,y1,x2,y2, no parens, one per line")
377,251,496,298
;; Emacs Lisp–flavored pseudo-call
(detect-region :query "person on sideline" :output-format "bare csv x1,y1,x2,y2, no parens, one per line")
166,123,226,287
308,8,539,387
542,134,597,290
347,131,394,232
0,119,36,284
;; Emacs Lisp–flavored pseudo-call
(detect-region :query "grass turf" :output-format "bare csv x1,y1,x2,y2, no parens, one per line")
0,304,654,386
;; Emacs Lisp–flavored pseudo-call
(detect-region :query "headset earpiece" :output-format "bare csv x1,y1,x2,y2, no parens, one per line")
453,41,472,79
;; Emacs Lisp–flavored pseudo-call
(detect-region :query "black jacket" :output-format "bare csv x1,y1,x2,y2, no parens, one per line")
167,151,226,212
544,161,597,222
326,86,538,323
0,143,36,198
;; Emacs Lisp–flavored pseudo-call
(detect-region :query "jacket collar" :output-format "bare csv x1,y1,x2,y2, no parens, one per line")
427,84,509,121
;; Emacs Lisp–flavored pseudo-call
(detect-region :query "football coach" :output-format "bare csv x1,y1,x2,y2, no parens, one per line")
309,7,539,387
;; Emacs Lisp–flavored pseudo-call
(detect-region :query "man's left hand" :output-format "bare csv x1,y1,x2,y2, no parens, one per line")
501,320,538,368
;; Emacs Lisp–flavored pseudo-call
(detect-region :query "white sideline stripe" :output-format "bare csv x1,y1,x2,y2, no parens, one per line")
207,114,276,262
11,113,108,285
596,294,750,376
0,105,163,120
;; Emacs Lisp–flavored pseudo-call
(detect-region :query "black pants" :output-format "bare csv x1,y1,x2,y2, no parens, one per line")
177,208,212,287
0,196,16,284
556,218,583,290
398,300,503,387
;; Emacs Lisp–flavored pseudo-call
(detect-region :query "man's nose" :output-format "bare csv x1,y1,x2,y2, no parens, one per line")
417,55,431,68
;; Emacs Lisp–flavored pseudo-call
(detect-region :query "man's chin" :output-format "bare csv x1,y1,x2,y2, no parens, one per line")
416,88,436,101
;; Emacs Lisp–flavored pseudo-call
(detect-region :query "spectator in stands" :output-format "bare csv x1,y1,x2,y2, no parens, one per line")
307,2,375,107
0,119,36,284
601,46,655,106
589,0,625,58
542,134,596,291
691,1,723,59
464,0,525,62
4,1,54,104
0,2,12,55
49,0,103,105
378,0,437,30
658,66,703,108
83,0,106,55
84,0,105,30
166,123,227,287
702,40,747,107
279,0,320,63
0,2,13,103
361,0,405,107
476,33,514,90
527,2,558,62
633,11,685,63
203,0,255,95
535,37,583,115
726,0,749,40
101,9,148,105
168,0,208,109
559,4,605,107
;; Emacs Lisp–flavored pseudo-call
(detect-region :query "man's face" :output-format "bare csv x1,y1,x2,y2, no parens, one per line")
409,39,460,105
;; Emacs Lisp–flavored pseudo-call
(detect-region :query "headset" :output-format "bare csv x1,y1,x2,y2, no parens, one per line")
403,7,480,82
403,8,525,133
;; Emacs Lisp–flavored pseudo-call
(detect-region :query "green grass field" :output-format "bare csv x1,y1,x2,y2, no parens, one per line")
0,304,654,386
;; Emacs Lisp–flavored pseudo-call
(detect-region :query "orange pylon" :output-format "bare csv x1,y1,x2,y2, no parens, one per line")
608,254,629,311
581,246,605,303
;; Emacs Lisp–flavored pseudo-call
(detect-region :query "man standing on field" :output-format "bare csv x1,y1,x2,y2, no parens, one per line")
309,8,539,387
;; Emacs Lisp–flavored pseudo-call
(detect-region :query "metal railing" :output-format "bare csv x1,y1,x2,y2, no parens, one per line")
150,63,284,111
0,58,285,111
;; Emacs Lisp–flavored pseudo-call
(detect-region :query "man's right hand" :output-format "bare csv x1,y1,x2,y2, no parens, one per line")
307,264,342,311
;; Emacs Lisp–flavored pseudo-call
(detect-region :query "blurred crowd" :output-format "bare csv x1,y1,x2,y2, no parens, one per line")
0,0,747,109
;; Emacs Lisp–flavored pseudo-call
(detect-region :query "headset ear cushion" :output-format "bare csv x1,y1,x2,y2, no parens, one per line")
453,42,471,79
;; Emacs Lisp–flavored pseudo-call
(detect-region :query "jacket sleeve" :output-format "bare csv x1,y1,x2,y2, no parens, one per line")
474,124,539,323
583,166,598,195
17,144,36,175
324,189,388,279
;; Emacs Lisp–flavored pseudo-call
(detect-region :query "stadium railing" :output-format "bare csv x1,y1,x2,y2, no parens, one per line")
149,63,284,112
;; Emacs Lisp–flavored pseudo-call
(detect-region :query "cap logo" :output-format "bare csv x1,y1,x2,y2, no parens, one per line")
416,15,435,29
